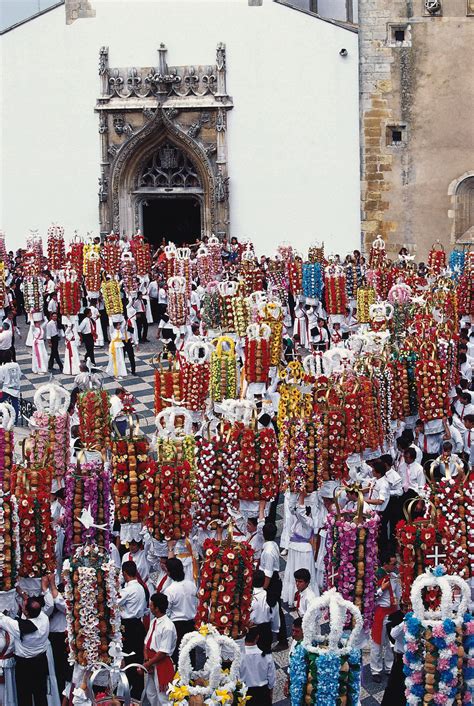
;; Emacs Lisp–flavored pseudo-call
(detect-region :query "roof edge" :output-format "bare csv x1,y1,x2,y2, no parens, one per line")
273,0,358,33
0,2,65,36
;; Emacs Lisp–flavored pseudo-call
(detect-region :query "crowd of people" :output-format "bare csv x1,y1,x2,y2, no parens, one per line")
0,231,472,706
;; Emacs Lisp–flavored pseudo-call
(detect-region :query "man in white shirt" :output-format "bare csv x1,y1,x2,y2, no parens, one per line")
414,419,443,464
379,455,403,544
444,417,464,454
453,390,474,431
119,560,147,698
240,625,276,706
46,312,63,373
44,574,71,696
122,538,151,583
250,570,280,654
0,595,50,706
293,568,317,618
148,278,159,323
260,522,288,651
463,414,474,470
0,321,13,363
398,447,426,502
110,387,127,436
143,593,177,705
163,558,197,664
133,292,149,343
78,308,96,364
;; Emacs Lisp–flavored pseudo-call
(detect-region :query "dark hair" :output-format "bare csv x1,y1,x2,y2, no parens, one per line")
26,597,42,619
294,568,311,584
115,387,125,396
442,441,453,452
245,625,260,643
122,560,137,578
166,558,185,582
380,549,396,566
252,569,265,588
150,592,168,614
247,517,258,529
372,460,386,477
262,522,277,542
463,414,474,424
402,429,414,444
461,392,472,403
380,454,393,469
293,617,303,629
404,447,417,462
396,437,410,451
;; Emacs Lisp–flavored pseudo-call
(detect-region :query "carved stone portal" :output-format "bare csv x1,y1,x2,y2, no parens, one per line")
95,43,233,241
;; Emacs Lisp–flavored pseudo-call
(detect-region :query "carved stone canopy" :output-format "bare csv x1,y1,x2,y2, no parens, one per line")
95,43,233,241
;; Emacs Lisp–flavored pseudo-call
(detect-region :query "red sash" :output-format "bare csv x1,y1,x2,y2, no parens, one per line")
371,606,395,644
91,319,97,342
145,621,175,691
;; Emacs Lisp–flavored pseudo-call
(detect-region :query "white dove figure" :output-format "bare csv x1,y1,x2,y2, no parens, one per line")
77,505,108,531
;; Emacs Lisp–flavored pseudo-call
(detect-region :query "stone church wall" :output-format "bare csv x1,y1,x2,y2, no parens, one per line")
1,0,360,256
359,0,474,259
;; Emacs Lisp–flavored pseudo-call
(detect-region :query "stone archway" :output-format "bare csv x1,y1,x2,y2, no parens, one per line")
448,171,474,244
95,43,233,240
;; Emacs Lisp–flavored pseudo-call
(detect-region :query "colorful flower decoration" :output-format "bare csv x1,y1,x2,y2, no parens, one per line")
0,491,20,591
77,390,111,450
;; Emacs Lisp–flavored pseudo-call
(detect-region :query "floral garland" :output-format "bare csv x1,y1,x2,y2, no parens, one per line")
287,259,303,295
233,423,279,501
47,224,65,271
102,237,120,275
196,246,213,286
324,510,380,632
68,240,84,273
63,545,122,667
324,269,348,315
280,418,319,493
430,477,473,581
201,289,222,329
415,358,449,422
11,461,53,497
390,360,411,419
210,338,237,402
345,262,362,299
231,296,249,337
23,275,44,313
448,249,465,278
168,279,188,327
0,492,20,591
77,390,111,450
219,294,236,331
101,279,123,316
428,245,446,274
356,286,376,323
111,436,151,524
244,335,271,384
208,236,223,279
82,243,100,272
30,411,70,482
0,262,6,307
302,262,323,299
0,428,14,494
240,261,264,297
155,436,196,497
141,460,192,541
169,624,249,706
59,277,81,316
267,259,289,305
153,356,183,414
63,461,112,555
318,407,348,482
262,304,284,366
120,253,138,293
395,517,449,609
84,252,101,293
196,539,254,637
194,433,239,529
17,491,56,578
181,358,210,412
130,235,151,275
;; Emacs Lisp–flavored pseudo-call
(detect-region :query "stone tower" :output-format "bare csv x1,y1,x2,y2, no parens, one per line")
359,0,474,259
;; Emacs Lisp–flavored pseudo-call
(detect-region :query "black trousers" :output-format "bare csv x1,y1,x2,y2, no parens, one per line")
82,332,95,364
150,297,159,323
136,312,148,342
15,652,48,706
381,652,405,706
100,309,110,343
247,685,272,706
48,335,62,370
172,619,195,665
124,339,136,374
122,617,146,698
49,631,72,697
381,496,402,546
156,303,167,325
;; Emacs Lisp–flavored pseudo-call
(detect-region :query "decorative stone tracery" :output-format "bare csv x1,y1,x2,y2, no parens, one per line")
95,43,233,240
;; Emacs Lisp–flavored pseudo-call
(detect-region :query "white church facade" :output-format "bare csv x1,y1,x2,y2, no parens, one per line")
1,0,360,256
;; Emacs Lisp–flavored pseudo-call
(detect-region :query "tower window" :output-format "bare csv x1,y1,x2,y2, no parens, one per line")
388,24,411,47
394,29,405,42
387,125,406,146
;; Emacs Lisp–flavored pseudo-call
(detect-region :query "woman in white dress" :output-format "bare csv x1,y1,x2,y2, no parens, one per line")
63,324,80,375
282,492,319,607
106,323,127,379
31,322,48,374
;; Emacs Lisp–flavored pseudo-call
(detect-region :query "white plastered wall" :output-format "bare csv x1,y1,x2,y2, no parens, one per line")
1,0,360,257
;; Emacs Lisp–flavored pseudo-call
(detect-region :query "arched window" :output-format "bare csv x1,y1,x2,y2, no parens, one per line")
138,142,202,189
454,176,474,241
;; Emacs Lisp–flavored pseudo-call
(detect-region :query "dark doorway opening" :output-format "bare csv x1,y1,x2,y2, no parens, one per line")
142,196,201,247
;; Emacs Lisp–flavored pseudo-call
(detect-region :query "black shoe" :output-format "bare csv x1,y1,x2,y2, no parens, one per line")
142,339,150,343
372,674,382,683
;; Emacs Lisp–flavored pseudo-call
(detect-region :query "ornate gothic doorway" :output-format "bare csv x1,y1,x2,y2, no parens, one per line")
142,196,202,246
